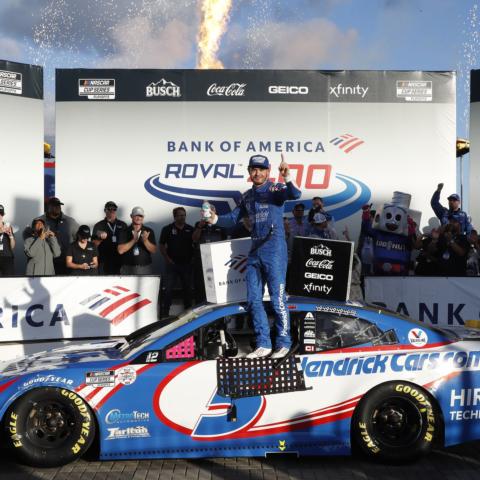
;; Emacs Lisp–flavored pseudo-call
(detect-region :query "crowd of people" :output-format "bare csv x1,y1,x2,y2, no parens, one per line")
0,182,477,299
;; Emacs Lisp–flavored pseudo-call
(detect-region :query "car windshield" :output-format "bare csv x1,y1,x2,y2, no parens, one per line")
119,304,217,356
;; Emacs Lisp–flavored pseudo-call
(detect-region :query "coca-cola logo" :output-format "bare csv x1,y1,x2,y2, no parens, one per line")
305,258,334,269
207,83,246,96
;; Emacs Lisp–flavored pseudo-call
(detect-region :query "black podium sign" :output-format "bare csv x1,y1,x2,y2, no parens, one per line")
289,237,353,301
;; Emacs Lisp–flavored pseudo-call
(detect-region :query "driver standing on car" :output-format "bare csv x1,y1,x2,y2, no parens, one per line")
207,153,301,359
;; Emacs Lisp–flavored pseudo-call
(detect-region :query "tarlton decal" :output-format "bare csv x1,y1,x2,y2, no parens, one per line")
106,426,150,440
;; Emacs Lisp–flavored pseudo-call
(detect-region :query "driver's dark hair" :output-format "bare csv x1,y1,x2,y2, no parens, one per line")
173,206,186,217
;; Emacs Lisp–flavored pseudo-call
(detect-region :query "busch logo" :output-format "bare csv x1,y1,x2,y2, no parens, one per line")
146,79,181,97
310,244,332,257
207,83,246,96
305,258,334,269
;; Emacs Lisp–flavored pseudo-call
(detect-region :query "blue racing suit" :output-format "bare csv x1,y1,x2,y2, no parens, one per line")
430,190,473,234
218,180,302,349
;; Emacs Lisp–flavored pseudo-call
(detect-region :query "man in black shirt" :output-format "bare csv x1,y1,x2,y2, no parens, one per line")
93,201,128,274
117,207,157,275
0,204,15,276
436,216,470,276
192,212,226,304
159,207,194,316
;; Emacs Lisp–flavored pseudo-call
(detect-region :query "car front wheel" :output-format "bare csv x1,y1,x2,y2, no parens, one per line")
352,381,438,462
5,387,96,467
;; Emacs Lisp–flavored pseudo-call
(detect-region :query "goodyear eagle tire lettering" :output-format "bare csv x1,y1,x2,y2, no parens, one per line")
3,387,96,468
352,381,438,462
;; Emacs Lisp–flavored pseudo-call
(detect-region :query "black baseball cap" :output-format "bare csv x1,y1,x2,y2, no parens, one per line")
104,201,118,210
47,197,64,206
447,193,460,201
77,225,91,239
0,204,4,215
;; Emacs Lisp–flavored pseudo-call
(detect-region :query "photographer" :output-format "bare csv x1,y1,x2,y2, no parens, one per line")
24,218,61,276
65,225,99,275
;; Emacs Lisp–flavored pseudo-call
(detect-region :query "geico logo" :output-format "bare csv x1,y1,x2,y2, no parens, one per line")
0,304,69,328
304,272,333,281
268,85,309,94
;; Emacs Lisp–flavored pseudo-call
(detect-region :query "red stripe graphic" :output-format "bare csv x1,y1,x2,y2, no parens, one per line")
104,289,120,296
316,340,455,355
114,286,130,292
99,293,140,317
94,364,157,411
344,140,364,153
0,377,18,393
111,299,152,325
339,137,360,149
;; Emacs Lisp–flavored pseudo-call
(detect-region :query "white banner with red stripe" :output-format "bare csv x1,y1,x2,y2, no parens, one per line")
0,276,160,342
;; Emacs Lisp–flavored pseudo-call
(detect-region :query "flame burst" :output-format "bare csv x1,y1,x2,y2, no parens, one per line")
197,0,233,69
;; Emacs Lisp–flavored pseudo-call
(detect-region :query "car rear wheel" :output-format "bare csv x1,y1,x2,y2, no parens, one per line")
5,387,95,467
352,381,437,462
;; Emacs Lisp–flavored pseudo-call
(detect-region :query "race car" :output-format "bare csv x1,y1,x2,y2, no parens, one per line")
1,297,479,467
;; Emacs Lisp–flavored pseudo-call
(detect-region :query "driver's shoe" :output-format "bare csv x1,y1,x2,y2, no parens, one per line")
271,347,290,359
246,347,272,359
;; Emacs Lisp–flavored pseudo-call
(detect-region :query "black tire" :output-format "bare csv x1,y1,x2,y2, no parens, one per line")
352,381,437,462
4,387,96,467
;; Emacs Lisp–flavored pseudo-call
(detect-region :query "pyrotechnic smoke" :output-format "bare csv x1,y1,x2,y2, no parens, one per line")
197,0,233,69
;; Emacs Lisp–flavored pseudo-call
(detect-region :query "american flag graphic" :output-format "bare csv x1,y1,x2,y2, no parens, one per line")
79,285,152,326
329,133,364,153
225,254,248,273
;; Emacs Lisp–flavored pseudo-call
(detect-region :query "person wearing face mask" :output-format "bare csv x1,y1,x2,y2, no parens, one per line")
0,204,15,276
24,217,61,276
65,225,98,275
39,197,79,275
92,201,127,274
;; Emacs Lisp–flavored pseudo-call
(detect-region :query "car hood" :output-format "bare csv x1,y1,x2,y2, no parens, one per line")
0,340,125,376
441,326,480,341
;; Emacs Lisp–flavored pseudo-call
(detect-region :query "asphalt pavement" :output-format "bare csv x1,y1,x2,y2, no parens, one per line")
2,441,480,480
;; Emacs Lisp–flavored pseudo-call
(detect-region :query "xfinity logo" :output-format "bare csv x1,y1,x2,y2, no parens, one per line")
329,83,369,98
146,79,181,97
268,85,309,95
207,83,246,96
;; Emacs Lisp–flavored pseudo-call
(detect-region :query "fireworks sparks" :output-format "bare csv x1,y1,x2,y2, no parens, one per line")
196,0,233,69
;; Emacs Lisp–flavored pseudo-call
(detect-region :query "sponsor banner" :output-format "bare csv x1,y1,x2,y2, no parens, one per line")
56,69,455,103
365,276,480,326
0,275,160,342
289,237,353,301
0,60,43,99
469,69,480,228
55,69,455,262
0,59,43,274
200,238,252,303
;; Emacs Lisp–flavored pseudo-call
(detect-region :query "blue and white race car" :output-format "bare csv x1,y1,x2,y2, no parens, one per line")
1,297,479,467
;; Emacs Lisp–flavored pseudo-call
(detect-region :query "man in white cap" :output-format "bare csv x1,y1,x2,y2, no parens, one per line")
309,213,338,239
117,207,157,274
